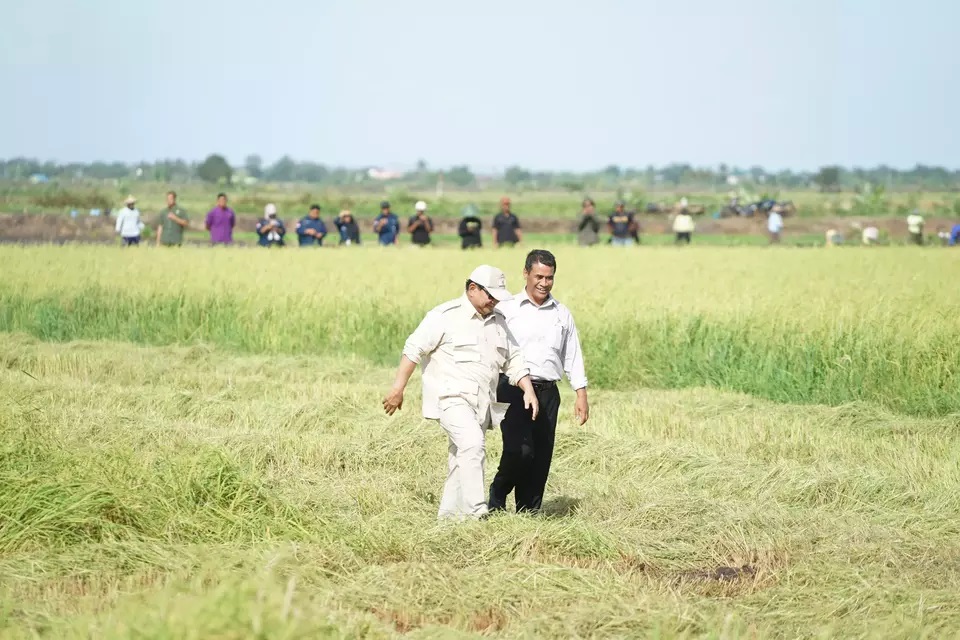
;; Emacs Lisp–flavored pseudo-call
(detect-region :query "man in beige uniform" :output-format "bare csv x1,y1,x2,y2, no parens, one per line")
382,265,539,520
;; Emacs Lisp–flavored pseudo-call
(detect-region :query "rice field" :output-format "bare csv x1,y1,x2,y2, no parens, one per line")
1,244,959,638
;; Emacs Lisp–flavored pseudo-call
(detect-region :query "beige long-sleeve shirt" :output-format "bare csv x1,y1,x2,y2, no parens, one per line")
496,290,588,391
402,295,529,427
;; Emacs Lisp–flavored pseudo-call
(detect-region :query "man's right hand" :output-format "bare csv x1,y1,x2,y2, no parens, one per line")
382,386,404,415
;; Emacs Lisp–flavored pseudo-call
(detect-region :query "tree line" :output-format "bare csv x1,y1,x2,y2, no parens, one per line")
3,155,959,192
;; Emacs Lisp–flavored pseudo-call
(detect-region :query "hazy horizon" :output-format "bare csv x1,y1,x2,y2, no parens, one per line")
2,0,957,173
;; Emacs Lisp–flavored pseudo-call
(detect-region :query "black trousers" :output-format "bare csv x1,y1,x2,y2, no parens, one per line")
489,375,561,513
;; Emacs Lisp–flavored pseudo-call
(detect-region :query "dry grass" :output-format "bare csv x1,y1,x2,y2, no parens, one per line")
2,334,959,638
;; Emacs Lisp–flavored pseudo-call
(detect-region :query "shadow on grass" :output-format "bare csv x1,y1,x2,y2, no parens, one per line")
540,496,582,518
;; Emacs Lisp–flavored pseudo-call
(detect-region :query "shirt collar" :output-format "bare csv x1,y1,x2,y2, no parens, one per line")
517,288,556,309
458,294,487,320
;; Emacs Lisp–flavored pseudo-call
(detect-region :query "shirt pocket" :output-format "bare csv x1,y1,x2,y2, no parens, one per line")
542,321,564,351
494,326,508,367
452,334,481,363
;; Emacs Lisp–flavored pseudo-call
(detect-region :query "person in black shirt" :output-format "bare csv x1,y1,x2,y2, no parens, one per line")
492,196,522,247
577,198,600,246
408,200,434,246
459,204,483,249
607,200,636,246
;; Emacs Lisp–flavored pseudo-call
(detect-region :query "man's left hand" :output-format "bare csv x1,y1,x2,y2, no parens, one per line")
574,392,589,426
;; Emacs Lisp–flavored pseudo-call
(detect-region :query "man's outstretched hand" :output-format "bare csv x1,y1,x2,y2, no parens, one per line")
382,386,404,415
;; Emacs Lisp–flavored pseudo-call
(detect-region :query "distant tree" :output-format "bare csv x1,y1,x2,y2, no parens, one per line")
603,165,621,179
416,158,428,173
244,154,263,179
197,154,233,184
504,166,532,185
446,165,475,187
813,166,841,192
265,156,296,182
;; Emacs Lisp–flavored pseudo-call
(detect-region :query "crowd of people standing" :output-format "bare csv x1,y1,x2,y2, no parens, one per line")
112,191,960,249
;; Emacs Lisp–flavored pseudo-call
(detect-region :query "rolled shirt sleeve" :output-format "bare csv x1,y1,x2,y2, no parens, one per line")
402,310,444,364
502,325,530,386
562,315,588,390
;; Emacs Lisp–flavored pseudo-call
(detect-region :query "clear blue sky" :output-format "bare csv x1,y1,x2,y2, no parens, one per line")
1,0,956,173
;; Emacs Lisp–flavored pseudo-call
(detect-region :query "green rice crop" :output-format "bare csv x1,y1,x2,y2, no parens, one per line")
1,245,957,416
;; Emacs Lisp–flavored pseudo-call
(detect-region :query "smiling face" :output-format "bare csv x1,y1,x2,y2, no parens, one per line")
523,261,555,305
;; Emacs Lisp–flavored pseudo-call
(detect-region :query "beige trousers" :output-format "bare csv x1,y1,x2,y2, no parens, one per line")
437,399,488,520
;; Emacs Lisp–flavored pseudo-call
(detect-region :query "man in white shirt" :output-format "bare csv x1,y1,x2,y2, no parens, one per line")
489,249,589,514
382,265,539,520
672,208,695,245
767,206,784,244
115,195,144,246
906,210,924,245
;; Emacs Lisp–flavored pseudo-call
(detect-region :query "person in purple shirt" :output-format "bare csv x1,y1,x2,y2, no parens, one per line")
205,192,236,245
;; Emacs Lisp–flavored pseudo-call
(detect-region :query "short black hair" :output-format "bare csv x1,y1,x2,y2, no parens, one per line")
217,192,227,199
524,249,557,273
582,197,594,207
309,204,321,211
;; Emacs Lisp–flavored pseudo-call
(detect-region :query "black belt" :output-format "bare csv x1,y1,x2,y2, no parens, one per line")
498,375,557,389
531,379,557,390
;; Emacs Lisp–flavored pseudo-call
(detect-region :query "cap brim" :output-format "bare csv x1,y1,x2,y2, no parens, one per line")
486,288,512,302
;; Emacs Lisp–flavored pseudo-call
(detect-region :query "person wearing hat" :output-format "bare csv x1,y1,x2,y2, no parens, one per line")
492,197,522,248
407,200,435,247
256,203,286,248
383,265,539,520
334,209,361,245
488,249,588,515
155,191,189,247
114,195,144,247
373,200,401,246
607,200,636,246
296,204,328,247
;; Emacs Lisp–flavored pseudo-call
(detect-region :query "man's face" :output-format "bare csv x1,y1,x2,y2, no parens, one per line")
584,203,595,215
615,204,625,214
524,262,555,304
217,196,227,208
166,193,176,207
467,282,498,317
309,208,320,219
382,207,390,216
501,201,510,213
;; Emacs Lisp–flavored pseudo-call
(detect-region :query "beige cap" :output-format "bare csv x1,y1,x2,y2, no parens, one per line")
264,203,277,216
124,195,136,205
415,200,427,211
468,265,512,301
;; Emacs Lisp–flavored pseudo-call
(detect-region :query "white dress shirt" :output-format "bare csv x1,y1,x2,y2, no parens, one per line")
402,295,529,426
497,289,588,391
115,207,144,237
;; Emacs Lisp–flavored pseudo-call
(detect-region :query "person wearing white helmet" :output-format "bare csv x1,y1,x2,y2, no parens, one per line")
256,203,286,248
408,200,435,246
383,265,539,520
